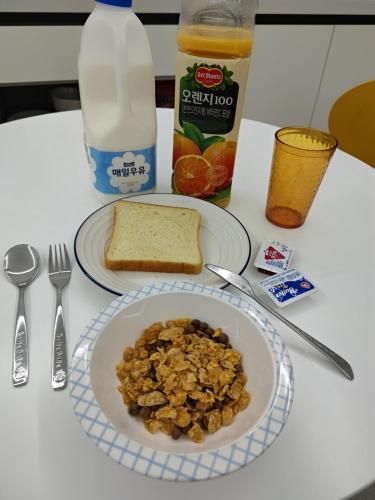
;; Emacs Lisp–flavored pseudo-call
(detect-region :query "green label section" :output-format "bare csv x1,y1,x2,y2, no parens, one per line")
179,64,239,135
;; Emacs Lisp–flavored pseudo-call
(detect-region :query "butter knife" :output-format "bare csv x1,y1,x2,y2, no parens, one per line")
206,264,354,380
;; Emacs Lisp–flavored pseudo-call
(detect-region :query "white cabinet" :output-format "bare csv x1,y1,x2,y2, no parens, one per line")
0,1,374,131
0,25,178,83
258,0,375,14
0,0,180,13
311,25,375,131
0,26,82,84
1,0,374,14
245,24,375,131
243,25,333,126
0,0,94,12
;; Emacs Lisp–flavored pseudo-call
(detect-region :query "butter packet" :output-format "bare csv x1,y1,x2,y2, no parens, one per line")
254,239,294,275
260,269,317,307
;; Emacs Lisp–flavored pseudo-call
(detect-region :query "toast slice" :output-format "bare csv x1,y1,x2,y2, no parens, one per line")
105,200,203,274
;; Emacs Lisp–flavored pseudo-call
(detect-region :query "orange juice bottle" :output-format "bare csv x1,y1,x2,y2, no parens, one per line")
171,0,257,207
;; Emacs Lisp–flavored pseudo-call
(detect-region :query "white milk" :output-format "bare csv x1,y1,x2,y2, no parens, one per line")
79,0,157,203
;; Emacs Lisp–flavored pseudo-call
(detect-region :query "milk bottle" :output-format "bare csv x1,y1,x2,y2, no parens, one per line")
79,0,157,203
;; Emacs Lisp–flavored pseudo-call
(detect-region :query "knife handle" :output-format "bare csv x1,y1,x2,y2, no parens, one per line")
250,294,354,380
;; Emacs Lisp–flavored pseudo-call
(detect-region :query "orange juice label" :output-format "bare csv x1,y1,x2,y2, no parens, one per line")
172,51,250,205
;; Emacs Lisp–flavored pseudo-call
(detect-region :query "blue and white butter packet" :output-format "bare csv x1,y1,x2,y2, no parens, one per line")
260,269,318,307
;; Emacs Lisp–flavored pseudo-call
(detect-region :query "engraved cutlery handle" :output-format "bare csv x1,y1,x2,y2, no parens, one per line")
13,287,28,386
52,289,68,390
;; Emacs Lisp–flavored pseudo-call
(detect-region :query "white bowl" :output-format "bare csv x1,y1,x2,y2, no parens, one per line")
70,282,293,480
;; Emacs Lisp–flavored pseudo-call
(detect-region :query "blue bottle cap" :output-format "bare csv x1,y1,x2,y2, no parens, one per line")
97,0,132,7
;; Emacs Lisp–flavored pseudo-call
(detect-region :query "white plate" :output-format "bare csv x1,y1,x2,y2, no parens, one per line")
74,193,251,295
69,282,294,481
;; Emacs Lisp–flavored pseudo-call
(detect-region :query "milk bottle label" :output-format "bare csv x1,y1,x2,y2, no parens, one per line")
87,145,156,195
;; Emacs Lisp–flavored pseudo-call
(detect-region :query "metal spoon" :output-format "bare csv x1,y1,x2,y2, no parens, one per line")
3,244,40,387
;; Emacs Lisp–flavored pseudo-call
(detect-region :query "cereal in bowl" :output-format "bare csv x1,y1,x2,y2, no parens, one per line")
116,318,251,443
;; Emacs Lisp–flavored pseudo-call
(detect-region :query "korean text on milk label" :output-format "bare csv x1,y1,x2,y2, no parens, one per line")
260,269,317,307
87,145,156,195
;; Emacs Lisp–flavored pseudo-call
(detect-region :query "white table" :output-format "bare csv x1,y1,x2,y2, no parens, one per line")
0,109,374,500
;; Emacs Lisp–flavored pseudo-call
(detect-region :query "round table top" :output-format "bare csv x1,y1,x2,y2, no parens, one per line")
0,108,374,500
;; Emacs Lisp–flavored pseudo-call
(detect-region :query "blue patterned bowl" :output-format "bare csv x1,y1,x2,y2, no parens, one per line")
70,282,293,481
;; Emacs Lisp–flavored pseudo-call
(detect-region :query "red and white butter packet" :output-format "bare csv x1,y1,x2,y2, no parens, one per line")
260,269,318,307
254,239,294,275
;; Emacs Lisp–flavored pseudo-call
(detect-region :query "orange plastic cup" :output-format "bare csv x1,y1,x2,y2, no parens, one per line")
265,127,338,228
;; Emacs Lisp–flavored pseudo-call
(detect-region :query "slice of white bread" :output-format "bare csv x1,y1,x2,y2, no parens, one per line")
105,200,203,274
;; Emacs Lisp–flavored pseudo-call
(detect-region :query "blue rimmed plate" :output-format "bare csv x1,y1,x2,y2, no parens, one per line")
70,282,293,481
74,193,251,295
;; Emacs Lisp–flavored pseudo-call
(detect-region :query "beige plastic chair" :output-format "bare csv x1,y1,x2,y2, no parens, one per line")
328,80,375,168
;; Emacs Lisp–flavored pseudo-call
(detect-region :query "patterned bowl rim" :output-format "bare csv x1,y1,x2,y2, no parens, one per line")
69,281,294,481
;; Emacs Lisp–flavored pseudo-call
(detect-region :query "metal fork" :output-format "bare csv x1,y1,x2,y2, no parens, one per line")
48,244,71,390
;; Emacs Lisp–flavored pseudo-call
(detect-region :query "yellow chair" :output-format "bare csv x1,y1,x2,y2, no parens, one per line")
328,80,375,168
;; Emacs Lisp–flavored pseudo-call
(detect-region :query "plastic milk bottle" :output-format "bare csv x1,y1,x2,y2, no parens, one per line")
79,0,157,203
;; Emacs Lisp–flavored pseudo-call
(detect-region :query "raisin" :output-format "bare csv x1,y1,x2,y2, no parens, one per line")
171,426,182,440
206,328,214,336
200,322,208,331
201,416,208,430
186,396,196,408
191,319,201,328
139,407,152,419
149,367,157,381
155,339,171,350
185,324,196,333
217,333,229,345
214,399,224,410
128,401,139,416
